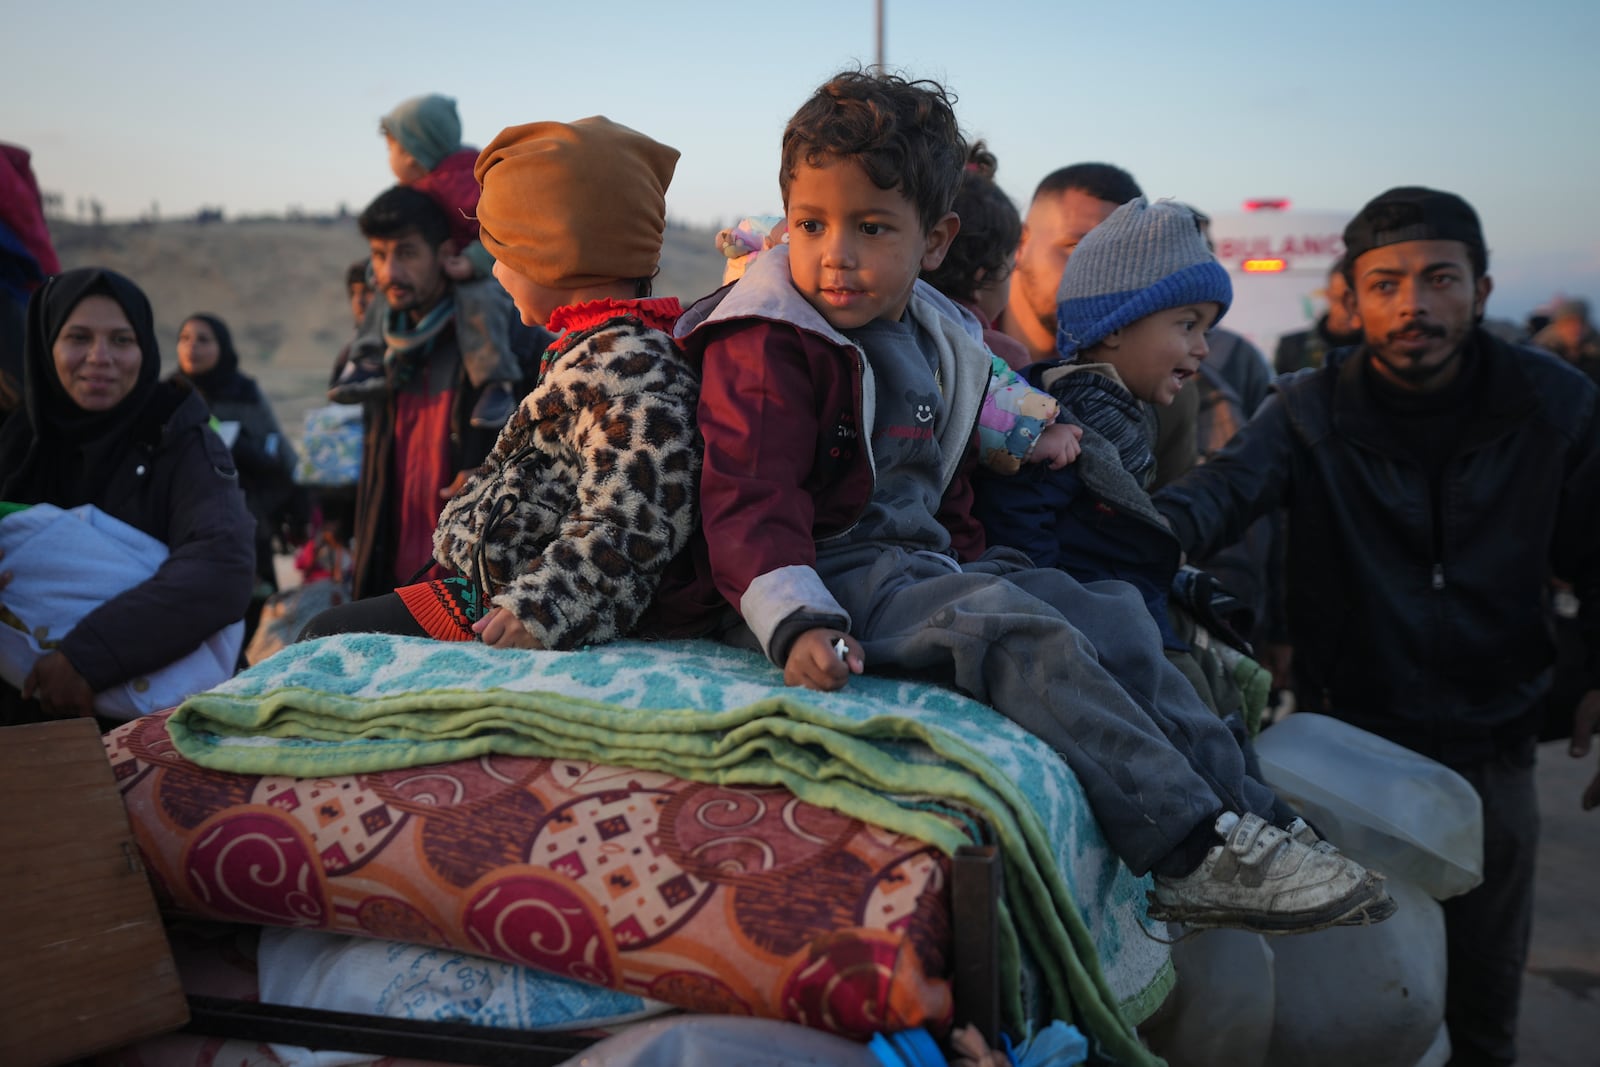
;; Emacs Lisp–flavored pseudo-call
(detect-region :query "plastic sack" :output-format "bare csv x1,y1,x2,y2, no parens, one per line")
1254,713,1482,899
1013,1020,1089,1066
554,1015,878,1067
257,927,672,1067
244,577,349,666
1266,876,1448,1067
1152,929,1275,1067
295,402,364,487
0,503,242,719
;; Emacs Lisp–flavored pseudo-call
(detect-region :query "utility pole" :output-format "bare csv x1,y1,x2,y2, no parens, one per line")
874,0,885,70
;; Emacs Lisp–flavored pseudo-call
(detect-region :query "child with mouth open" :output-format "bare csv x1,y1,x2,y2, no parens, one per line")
973,197,1241,661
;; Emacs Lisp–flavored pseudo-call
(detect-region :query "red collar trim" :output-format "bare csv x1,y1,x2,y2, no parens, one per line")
547,297,683,336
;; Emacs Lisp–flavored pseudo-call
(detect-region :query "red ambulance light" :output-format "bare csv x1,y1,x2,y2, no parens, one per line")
1243,199,1291,212
1241,257,1288,273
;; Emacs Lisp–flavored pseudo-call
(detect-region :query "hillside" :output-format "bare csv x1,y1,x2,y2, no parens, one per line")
49,217,728,439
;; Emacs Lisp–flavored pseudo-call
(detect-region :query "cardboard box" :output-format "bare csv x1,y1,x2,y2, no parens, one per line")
0,718,188,1066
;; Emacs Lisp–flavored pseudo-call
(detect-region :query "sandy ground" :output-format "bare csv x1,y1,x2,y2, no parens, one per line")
49,217,728,442
1519,741,1600,1066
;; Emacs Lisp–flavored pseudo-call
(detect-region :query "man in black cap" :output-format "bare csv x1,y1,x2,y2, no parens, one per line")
1153,186,1600,1066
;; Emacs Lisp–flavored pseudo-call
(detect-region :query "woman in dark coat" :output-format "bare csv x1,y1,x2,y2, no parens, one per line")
0,268,255,723
172,313,305,640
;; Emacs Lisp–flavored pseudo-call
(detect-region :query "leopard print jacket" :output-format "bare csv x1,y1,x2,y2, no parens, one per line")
432,314,700,650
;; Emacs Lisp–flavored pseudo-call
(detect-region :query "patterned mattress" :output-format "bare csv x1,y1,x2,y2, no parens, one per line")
108,712,959,1040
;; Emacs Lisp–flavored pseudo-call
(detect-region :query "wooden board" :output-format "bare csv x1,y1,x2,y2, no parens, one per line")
0,718,188,1066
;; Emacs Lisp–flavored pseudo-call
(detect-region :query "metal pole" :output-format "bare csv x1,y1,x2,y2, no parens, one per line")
875,0,885,70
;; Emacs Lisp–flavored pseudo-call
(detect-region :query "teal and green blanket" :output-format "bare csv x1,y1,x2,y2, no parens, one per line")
169,634,1171,1065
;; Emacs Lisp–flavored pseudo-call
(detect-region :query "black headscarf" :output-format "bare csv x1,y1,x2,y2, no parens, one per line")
174,312,241,400
0,267,165,507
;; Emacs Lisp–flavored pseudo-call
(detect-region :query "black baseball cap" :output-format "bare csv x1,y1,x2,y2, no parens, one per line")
1343,186,1486,268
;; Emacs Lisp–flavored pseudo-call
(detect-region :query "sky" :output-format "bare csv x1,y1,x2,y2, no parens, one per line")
5,0,1598,321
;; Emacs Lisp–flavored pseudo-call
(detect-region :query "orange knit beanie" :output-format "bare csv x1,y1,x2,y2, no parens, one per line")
474,116,679,290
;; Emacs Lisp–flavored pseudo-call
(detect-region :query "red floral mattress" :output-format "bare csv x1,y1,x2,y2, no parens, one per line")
107,713,959,1039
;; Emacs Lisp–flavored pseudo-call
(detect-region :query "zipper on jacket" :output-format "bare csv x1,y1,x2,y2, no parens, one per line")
817,330,984,548
818,339,876,544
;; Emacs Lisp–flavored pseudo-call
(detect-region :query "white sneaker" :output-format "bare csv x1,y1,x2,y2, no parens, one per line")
1286,815,1338,854
1282,816,1405,927
1148,812,1396,934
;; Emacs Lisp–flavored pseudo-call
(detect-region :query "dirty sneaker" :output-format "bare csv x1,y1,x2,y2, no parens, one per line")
328,355,388,404
1286,815,1338,854
1281,816,1403,927
469,380,517,429
1148,812,1396,934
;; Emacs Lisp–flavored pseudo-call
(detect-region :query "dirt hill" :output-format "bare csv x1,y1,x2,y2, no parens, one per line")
48,217,728,441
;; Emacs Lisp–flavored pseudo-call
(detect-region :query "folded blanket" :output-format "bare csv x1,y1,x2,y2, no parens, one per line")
169,634,1171,1065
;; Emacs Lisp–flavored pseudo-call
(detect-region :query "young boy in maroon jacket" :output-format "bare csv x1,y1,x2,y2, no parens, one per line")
672,69,1393,936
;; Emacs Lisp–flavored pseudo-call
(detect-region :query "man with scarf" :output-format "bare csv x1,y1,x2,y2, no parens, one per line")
1154,187,1600,1067
348,186,548,599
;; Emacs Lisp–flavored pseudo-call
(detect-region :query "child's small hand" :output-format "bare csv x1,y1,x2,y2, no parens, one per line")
1029,421,1083,470
783,628,863,691
948,1024,1012,1067
439,470,472,501
473,606,543,649
442,254,475,281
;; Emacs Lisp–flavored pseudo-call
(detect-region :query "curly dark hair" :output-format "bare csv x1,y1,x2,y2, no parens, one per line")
921,141,1021,303
780,69,967,234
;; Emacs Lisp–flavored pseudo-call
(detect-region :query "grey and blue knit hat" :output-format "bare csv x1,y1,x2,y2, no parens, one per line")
1055,197,1232,359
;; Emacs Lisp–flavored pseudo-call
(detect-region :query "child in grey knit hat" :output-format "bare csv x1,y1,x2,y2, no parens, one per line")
1055,197,1232,420
974,197,1259,702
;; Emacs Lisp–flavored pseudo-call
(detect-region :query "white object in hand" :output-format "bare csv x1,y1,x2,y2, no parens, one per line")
833,637,848,661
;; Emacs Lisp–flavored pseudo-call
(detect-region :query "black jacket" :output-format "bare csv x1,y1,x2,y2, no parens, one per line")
1155,330,1600,761
61,384,257,690
170,369,302,550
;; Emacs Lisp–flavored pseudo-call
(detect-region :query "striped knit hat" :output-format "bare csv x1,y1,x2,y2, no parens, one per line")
1055,197,1232,359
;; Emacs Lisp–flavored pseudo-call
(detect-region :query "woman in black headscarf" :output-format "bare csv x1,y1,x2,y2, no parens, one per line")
0,268,255,723
172,313,304,641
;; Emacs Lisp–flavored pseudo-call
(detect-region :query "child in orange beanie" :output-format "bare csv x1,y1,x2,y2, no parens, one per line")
302,116,700,652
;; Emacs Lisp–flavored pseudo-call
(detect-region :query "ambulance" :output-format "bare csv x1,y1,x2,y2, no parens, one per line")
1205,200,1351,360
